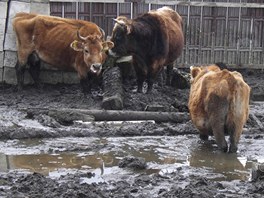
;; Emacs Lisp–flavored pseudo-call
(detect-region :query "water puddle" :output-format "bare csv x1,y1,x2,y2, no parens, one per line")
0,135,263,183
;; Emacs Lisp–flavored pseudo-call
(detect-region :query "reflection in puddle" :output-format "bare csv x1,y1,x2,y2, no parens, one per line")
188,142,251,181
0,136,263,182
8,153,117,176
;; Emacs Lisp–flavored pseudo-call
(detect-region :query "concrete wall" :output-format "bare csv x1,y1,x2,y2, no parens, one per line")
0,0,8,83
1,0,79,86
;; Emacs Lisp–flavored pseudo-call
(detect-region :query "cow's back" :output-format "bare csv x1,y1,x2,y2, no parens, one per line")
188,66,250,152
13,13,102,70
14,12,37,20
151,7,184,65
189,70,227,132
189,69,250,133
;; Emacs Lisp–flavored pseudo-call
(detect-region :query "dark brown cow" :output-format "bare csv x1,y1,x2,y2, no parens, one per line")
188,64,251,153
109,6,184,93
12,12,114,92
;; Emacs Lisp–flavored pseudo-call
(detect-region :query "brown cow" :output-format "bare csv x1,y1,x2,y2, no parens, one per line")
188,64,250,153
12,12,114,92
109,6,184,93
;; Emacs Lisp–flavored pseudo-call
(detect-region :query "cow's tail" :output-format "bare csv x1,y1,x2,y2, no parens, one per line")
12,13,37,65
224,71,237,135
225,72,250,140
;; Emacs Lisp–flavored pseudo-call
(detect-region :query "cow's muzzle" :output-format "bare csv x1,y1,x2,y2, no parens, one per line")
91,63,102,74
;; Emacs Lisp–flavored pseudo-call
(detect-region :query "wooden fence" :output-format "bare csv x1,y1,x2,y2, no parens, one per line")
50,0,264,69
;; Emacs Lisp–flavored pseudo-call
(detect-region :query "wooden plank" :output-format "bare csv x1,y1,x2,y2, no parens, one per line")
20,108,190,123
198,4,203,65
236,6,242,66
144,1,264,8
223,6,228,63
249,18,254,65
49,0,264,9
185,3,191,65
179,64,264,69
50,0,126,3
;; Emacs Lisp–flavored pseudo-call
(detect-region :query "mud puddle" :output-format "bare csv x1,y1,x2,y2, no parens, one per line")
0,135,263,184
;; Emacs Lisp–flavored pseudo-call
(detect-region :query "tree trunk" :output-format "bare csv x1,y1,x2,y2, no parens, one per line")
21,108,190,123
102,62,124,110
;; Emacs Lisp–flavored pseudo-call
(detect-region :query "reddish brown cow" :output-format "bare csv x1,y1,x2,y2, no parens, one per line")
109,6,184,93
12,12,114,92
188,64,250,153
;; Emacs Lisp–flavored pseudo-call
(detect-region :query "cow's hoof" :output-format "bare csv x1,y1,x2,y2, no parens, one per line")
15,85,23,92
229,145,238,153
146,89,153,94
165,79,171,86
221,146,228,153
35,83,44,91
199,134,208,141
218,142,228,152
137,89,143,93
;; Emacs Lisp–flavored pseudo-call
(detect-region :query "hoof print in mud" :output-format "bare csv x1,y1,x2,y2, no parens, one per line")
118,156,147,170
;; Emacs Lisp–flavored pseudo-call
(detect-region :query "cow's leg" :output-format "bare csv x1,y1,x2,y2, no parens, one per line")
200,134,209,141
16,45,34,91
211,123,228,152
197,123,209,141
80,77,92,94
156,67,165,87
133,56,147,93
146,76,154,93
146,61,162,93
208,95,229,152
136,75,144,93
28,53,42,88
166,63,173,86
15,61,26,91
229,124,243,153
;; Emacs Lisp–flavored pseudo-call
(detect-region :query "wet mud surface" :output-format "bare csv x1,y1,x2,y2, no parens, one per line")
0,68,263,197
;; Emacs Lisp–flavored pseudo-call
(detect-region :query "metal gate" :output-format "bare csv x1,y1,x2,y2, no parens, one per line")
50,0,264,69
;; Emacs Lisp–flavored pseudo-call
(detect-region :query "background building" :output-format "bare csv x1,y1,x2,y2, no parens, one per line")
1,0,263,85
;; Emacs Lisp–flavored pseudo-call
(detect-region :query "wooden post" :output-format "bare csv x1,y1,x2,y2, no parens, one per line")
102,58,124,110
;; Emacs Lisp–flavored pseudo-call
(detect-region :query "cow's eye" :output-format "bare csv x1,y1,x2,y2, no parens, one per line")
84,49,89,54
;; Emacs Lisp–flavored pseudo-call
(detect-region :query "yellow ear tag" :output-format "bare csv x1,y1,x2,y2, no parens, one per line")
71,40,83,51
102,46,108,52
71,40,78,49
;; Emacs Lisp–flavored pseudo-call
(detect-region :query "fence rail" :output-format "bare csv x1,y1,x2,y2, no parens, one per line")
50,0,264,69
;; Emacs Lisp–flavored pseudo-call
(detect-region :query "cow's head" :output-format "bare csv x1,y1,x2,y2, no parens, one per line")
190,65,221,83
108,16,132,57
70,31,114,75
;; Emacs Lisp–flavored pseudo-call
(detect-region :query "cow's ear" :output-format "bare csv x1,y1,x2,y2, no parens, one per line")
126,24,132,34
70,40,83,51
102,41,114,51
190,66,201,79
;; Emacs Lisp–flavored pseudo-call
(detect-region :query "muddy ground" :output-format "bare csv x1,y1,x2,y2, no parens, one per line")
0,66,263,197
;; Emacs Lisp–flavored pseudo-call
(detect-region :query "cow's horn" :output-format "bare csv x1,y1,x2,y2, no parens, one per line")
113,18,125,26
99,27,105,40
77,30,88,41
